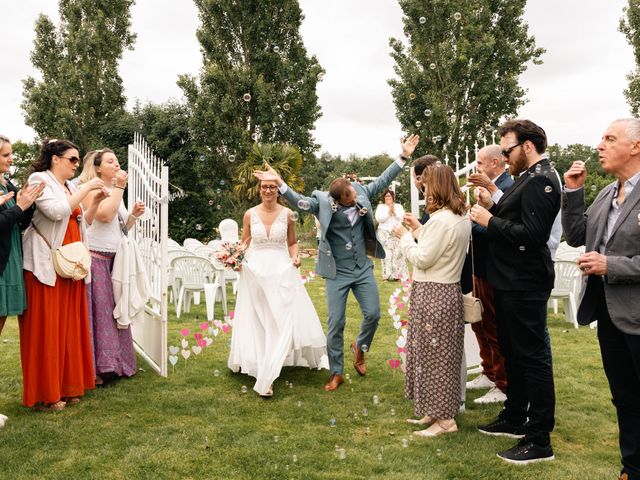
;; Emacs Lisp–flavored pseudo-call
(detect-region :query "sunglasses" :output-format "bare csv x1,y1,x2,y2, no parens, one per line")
58,155,81,166
501,143,523,158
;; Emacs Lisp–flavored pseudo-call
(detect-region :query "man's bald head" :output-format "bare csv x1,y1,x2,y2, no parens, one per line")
476,144,506,180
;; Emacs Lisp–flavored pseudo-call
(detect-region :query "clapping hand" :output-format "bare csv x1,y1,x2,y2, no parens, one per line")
16,181,46,210
0,191,14,207
564,161,587,189
253,163,283,186
400,134,420,158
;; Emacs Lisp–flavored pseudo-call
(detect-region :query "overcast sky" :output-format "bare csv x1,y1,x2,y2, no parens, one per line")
1,1,635,157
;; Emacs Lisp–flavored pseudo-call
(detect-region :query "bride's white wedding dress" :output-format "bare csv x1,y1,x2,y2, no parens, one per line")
228,207,328,395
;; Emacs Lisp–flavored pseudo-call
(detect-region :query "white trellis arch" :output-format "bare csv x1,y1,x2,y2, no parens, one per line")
127,133,169,376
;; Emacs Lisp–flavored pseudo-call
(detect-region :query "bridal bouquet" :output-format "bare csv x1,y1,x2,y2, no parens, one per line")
215,241,246,271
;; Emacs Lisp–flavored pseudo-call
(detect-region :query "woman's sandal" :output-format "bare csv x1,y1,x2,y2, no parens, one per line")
406,415,434,425
34,401,66,412
413,420,458,437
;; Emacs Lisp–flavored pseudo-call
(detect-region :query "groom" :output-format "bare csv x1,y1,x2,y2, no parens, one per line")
255,135,420,391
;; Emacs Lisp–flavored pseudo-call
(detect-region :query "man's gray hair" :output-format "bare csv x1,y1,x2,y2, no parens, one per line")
613,118,640,142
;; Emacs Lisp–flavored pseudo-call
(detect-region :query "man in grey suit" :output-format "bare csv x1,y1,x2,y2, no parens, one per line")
254,135,420,391
562,118,640,480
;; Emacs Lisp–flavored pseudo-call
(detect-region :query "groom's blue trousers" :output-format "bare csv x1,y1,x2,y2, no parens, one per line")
325,263,381,375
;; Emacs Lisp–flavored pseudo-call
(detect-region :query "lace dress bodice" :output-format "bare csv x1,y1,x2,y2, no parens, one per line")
249,207,289,252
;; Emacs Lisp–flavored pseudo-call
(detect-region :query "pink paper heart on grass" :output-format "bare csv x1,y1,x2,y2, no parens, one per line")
194,333,203,340
397,347,406,354
199,322,209,331
221,324,230,333
197,339,206,348
388,359,401,369
180,328,190,337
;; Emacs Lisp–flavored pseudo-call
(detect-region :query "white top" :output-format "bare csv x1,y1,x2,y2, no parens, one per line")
375,203,405,231
22,170,90,286
399,207,471,283
87,202,129,253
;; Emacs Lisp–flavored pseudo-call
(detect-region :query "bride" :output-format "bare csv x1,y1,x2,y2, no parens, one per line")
227,178,328,396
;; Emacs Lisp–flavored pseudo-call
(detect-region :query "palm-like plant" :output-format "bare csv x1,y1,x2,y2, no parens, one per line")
234,142,304,202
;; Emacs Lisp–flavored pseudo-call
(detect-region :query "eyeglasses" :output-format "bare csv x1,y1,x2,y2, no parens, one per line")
58,155,80,166
260,185,278,191
501,143,523,158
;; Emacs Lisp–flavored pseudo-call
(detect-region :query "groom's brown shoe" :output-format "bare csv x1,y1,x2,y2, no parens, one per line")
324,374,344,391
351,341,366,376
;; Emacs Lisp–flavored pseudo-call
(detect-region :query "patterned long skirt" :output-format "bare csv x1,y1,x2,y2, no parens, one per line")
378,229,408,280
87,251,136,378
404,281,464,419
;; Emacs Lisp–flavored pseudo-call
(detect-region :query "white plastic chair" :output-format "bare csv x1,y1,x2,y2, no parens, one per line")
167,238,181,248
167,248,191,305
194,245,218,259
554,241,585,262
183,238,204,252
170,255,217,318
208,239,223,249
549,260,581,328
219,219,239,243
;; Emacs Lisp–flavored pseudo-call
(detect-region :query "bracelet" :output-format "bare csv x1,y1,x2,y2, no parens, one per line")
114,186,125,190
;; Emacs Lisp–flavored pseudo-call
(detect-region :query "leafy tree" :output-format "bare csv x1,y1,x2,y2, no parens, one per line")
22,0,136,153
8,141,39,187
620,0,640,115
389,0,544,158
178,0,323,206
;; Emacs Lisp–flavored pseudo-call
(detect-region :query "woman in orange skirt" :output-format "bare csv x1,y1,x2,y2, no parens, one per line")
20,139,105,411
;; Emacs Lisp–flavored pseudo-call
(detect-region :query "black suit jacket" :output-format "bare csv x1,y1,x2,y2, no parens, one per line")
486,159,560,291
0,180,34,275
472,171,515,279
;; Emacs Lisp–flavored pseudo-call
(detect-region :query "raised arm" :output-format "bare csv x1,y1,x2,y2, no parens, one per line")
364,135,420,200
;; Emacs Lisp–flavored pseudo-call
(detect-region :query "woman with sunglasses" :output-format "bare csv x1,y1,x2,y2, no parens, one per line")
19,139,104,411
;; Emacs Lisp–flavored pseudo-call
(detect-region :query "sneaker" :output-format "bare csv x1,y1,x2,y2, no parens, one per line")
466,374,495,390
478,416,525,438
474,386,507,404
497,440,555,465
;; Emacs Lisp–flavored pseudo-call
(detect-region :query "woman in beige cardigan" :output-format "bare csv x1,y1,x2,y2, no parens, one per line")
393,163,471,437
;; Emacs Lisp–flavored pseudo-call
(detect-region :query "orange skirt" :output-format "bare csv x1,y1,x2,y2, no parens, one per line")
18,210,95,407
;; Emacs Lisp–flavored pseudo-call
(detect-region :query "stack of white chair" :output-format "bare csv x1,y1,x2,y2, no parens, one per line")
183,238,204,252
549,260,582,329
170,255,220,318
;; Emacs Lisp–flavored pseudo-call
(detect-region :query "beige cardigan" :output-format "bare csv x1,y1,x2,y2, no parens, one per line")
22,170,90,286
399,207,471,284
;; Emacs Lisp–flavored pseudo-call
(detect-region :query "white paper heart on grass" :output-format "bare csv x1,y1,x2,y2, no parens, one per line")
169,346,179,355
393,320,402,330
205,337,213,346
213,328,219,337
396,336,406,348
169,355,178,366
181,339,188,349
387,308,396,316
392,314,400,322
402,296,409,303
192,345,202,355
401,328,407,337
181,349,191,360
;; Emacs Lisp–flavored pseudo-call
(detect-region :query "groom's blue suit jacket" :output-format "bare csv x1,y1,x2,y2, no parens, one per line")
281,161,404,280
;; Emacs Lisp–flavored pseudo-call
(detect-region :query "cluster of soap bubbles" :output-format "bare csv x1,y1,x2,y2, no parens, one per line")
297,199,311,210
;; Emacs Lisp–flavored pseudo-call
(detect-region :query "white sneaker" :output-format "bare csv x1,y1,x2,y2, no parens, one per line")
474,386,507,404
466,374,495,390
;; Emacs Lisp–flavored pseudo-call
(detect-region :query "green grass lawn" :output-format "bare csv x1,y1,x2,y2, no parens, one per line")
0,258,620,479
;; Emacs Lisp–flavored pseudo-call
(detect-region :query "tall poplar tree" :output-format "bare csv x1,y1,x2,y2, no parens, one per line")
178,0,323,202
22,0,136,154
621,0,640,115
389,0,544,158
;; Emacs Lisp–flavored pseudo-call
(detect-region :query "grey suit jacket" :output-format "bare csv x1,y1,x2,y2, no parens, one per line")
562,181,640,334
281,161,404,279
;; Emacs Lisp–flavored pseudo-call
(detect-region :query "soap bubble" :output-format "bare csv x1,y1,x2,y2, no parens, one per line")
519,246,525,251
241,385,248,394
345,242,353,250
402,438,409,448
453,12,462,21
291,211,299,221
429,63,436,70
273,46,280,53
362,408,369,417
296,400,302,407
409,93,416,100
229,154,236,162
208,200,214,206
424,109,432,117
591,185,597,191
415,121,422,128
273,435,279,443
544,186,552,193
243,93,251,102
373,395,380,405
297,200,310,210
283,103,291,111
213,369,220,377
337,448,347,460
328,418,337,427
419,16,427,24
195,224,203,231
292,454,298,463
390,408,396,416
435,135,442,142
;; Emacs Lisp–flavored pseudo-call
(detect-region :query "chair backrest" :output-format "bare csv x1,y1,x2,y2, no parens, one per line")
553,260,582,295
168,248,190,264
194,245,218,259
167,238,181,248
170,255,216,288
554,241,585,262
208,239,223,250
183,238,204,252
219,219,239,243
